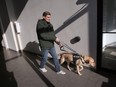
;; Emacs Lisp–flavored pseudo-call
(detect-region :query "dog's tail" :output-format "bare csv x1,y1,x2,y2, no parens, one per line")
57,53,62,59
57,53,64,60
57,53,61,56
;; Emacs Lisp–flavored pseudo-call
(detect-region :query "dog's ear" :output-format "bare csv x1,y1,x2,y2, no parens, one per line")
85,57,93,64
85,60,90,64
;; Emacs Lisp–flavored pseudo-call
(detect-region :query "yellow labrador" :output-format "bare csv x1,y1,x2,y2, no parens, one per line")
59,52,96,76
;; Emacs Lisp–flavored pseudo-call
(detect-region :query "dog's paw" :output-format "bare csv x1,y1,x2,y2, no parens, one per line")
78,73,82,76
67,66,72,71
75,71,82,76
68,68,72,71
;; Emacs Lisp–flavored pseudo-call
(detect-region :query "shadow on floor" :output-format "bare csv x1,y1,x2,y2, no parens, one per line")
22,51,55,87
2,48,116,87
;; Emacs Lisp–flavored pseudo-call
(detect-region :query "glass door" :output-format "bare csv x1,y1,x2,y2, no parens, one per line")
98,0,116,72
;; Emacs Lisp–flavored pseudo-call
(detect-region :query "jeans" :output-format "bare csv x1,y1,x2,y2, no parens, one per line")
40,47,61,72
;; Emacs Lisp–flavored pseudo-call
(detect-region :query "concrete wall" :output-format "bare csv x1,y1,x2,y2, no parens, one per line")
4,0,97,59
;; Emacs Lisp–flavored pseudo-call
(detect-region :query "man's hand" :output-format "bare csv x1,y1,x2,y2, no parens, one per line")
55,37,60,45
55,37,63,47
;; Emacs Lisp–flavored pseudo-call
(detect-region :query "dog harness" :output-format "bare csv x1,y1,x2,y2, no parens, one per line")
73,54,85,64
73,53,80,64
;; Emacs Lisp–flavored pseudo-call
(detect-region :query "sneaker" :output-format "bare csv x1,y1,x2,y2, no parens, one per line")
40,68,47,72
57,70,66,75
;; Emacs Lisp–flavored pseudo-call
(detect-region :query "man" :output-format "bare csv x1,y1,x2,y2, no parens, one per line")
36,11,66,74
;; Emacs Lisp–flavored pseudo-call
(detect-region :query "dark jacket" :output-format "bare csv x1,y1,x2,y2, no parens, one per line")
36,19,56,50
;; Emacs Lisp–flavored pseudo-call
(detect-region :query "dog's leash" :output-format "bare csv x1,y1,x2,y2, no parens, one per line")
59,40,80,55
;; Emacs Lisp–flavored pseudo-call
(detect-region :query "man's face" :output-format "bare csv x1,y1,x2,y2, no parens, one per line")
43,15,51,22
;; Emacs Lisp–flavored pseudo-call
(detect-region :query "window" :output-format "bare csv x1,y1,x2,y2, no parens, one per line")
97,0,116,72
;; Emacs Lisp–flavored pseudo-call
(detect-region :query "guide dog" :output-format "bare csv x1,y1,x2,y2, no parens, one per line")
59,52,96,75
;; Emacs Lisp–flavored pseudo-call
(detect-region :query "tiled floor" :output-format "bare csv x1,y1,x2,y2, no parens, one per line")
1,47,116,87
